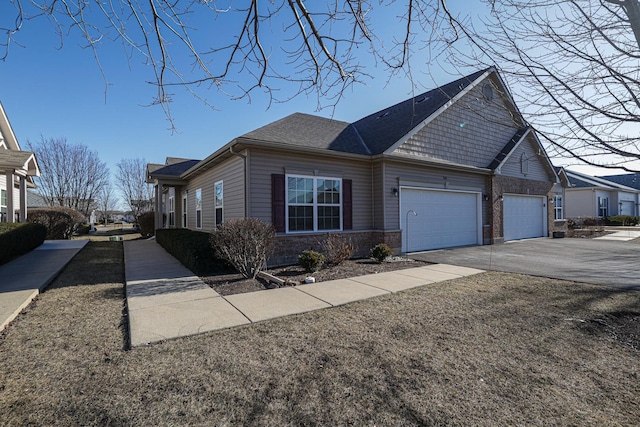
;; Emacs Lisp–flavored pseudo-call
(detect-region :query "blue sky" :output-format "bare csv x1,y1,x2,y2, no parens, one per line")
0,1,619,191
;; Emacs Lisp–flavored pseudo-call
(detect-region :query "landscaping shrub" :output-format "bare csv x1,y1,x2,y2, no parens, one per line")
137,211,158,237
605,215,639,226
28,207,85,239
0,222,47,266
371,243,393,263
156,228,228,275
210,218,275,279
567,217,605,229
298,250,325,273
321,233,355,266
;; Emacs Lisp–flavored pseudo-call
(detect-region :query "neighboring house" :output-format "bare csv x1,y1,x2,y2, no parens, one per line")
148,68,560,265
27,190,48,209
599,173,640,193
0,102,40,223
564,170,640,218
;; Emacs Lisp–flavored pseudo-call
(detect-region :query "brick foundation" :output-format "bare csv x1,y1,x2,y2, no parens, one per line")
270,230,402,267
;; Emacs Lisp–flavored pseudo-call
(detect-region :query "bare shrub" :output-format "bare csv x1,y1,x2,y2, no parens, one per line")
321,233,355,266
28,207,85,239
210,218,275,279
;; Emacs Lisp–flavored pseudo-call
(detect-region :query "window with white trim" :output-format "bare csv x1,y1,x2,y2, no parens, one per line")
215,181,223,226
182,192,188,228
287,175,341,232
554,195,563,220
195,188,202,228
598,196,609,217
168,196,175,226
1,189,6,223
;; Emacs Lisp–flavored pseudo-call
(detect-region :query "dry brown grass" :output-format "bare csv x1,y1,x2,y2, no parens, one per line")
1,242,639,426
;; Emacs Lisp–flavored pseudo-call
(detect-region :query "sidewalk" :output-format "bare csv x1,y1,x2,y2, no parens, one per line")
125,240,484,347
595,227,640,241
0,240,88,331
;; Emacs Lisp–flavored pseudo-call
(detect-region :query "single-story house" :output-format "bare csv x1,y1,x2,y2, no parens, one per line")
0,102,40,223
148,68,561,265
564,169,640,218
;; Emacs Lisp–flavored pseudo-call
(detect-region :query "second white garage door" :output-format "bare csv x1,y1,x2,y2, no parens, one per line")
400,188,481,252
503,195,546,241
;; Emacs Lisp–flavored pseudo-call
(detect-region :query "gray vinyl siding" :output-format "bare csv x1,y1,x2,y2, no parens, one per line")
564,189,596,218
500,135,553,182
184,155,245,231
248,148,373,231
372,161,385,230
384,160,488,230
395,79,521,168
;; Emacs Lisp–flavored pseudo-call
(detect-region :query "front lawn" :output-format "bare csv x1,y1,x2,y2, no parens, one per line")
1,242,639,426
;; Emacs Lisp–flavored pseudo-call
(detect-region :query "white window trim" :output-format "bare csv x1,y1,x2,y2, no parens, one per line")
182,192,188,228
168,196,175,226
285,174,343,233
0,189,6,223
554,195,563,220
195,188,202,229
215,180,223,226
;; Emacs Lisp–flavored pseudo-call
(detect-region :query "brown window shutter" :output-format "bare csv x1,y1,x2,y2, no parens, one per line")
272,174,286,232
343,179,352,230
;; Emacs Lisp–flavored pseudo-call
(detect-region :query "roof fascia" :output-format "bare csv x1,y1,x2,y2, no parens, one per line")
382,153,492,175
383,69,494,155
0,102,21,151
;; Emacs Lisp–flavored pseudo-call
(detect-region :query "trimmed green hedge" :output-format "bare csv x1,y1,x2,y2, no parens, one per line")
0,222,47,266
155,228,228,275
605,215,640,226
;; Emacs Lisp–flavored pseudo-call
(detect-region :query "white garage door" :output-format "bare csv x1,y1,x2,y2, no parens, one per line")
620,201,635,216
400,188,480,252
503,195,546,241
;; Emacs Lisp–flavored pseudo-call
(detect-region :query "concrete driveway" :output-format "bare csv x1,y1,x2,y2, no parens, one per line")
410,238,640,289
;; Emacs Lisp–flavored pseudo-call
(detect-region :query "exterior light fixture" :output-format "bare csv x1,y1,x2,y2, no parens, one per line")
392,188,399,197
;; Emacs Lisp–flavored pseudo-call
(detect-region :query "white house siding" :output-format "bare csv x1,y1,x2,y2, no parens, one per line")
395,79,522,168
248,148,373,231
500,136,552,182
184,155,245,231
383,160,488,230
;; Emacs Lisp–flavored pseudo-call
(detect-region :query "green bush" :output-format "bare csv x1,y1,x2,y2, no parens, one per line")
371,243,393,263
605,215,639,226
298,250,325,273
156,228,228,275
28,207,85,239
0,222,47,266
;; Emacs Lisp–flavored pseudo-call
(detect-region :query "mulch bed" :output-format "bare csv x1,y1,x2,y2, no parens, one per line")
201,257,432,296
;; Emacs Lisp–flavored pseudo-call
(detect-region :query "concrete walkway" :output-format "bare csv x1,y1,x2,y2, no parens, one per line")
0,240,88,331
595,227,640,241
124,240,484,347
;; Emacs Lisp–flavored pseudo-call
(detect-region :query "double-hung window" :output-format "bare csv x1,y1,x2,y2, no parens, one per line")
287,175,341,232
598,196,609,217
168,196,175,227
554,195,563,220
0,189,6,222
214,181,223,226
182,192,188,228
195,188,202,229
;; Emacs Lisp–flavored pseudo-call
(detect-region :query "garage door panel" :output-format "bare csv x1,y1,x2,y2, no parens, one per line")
503,195,545,241
621,201,635,216
401,189,479,252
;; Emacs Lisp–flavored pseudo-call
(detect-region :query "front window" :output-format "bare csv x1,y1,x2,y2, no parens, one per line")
1,189,6,222
598,196,609,217
195,189,202,229
287,175,341,232
168,196,175,227
215,181,223,226
554,195,563,220
182,192,188,228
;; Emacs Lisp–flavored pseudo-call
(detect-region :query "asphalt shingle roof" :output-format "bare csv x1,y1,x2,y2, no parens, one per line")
152,159,200,177
598,173,640,190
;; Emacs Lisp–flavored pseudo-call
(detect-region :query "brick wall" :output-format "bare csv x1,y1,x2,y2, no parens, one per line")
270,230,402,267
490,175,554,242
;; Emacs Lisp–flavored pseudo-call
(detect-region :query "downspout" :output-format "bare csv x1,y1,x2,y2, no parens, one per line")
229,145,248,217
